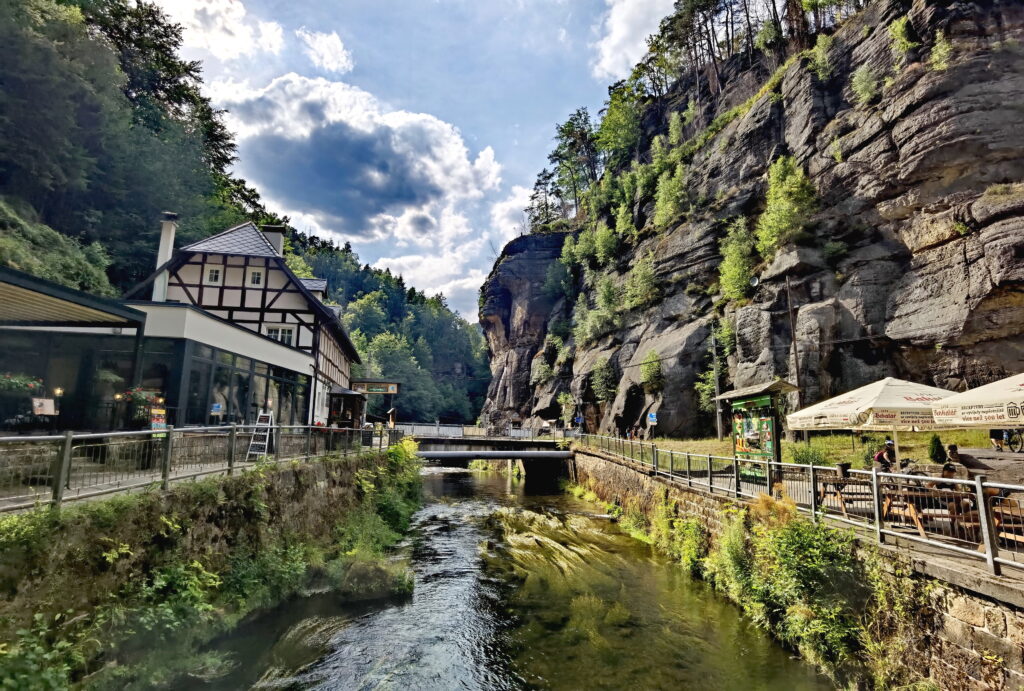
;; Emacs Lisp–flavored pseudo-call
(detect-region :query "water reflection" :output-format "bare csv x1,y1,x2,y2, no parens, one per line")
201,468,832,690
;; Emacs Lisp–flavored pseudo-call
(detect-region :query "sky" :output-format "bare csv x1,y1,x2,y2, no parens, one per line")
156,0,675,317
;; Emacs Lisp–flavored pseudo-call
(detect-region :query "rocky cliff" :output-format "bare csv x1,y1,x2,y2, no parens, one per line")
479,0,1024,437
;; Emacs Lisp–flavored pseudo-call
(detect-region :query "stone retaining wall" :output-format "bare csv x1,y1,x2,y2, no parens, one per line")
571,447,1024,690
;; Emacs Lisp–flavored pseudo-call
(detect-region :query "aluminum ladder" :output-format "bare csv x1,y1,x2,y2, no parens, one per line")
246,410,275,462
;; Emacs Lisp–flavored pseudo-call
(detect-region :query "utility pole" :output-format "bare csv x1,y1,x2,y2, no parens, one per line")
711,325,723,440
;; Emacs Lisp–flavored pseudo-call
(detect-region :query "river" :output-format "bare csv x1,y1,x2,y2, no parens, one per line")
202,467,832,690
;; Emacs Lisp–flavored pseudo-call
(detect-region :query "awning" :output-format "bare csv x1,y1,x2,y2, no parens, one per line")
787,377,954,431
931,372,1024,427
715,379,798,401
0,265,146,328
330,385,367,398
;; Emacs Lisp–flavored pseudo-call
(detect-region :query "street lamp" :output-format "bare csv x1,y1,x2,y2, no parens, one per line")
53,387,64,397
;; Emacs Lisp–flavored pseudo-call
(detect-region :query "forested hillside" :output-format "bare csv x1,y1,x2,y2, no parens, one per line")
480,0,1024,436
0,0,488,422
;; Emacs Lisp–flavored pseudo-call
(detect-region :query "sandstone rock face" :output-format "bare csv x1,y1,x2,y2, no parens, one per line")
480,0,1024,437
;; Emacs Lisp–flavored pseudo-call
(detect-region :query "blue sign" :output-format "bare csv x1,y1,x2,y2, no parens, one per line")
647,412,657,425
574,415,583,424
211,402,224,413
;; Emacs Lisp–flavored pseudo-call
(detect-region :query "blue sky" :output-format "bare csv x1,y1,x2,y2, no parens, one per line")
158,0,674,316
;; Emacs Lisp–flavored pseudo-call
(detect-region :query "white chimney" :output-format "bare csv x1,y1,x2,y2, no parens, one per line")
262,225,285,255
152,211,178,302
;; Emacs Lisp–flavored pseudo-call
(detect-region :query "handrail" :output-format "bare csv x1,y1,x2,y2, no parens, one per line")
574,433,1024,575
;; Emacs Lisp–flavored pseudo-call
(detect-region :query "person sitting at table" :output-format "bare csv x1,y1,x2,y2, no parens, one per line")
926,462,960,491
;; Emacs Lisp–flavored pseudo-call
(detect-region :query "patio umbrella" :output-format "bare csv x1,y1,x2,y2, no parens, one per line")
786,377,955,458
931,372,1024,428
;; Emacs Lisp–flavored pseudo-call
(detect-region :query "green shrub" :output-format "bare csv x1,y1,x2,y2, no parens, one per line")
888,16,919,67
614,202,636,238
0,613,74,690
809,34,834,81
668,109,684,146
694,356,720,413
560,235,576,266
716,318,737,355
594,222,618,266
719,217,756,300
624,251,659,309
930,31,953,70
851,64,879,106
928,434,947,464
590,357,617,402
530,358,554,385
651,134,671,173
791,446,827,465
755,156,816,258
574,226,598,265
822,240,848,266
595,275,620,314
556,391,575,426
754,21,781,53
830,136,843,163
653,163,685,229
676,518,710,575
681,97,698,127
542,260,572,300
640,350,664,392
703,509,752,603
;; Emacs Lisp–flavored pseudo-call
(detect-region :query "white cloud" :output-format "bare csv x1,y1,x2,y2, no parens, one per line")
157,0,284,61
590,0,674,80
295,28,355,74
489,185,531,245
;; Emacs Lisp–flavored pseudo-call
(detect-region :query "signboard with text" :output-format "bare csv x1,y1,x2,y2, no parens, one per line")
352,381,400,395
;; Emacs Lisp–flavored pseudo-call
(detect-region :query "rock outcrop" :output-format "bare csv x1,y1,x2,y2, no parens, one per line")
480,0,1024,437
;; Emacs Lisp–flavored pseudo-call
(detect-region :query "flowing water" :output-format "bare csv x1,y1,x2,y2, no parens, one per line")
202,468,833,690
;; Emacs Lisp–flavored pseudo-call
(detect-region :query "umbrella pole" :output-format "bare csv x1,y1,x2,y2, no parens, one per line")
893,428,901,464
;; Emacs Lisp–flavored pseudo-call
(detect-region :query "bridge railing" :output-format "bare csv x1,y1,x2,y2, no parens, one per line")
576,433,1024,575
0,425,402,513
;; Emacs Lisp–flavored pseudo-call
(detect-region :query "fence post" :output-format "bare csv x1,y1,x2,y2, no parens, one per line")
228,424,237,476
871,467,884,544
305,425,312,461
764,460,772,496
274,426,282,464
49,431,74,508
732,455,740,497
809,464,818,522
974,475,1001,575
652,445,658,474
161,426,174,490
707,455,714,494
686,453,692,487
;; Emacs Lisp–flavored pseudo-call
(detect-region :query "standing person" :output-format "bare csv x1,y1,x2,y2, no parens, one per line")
991,429,1005,451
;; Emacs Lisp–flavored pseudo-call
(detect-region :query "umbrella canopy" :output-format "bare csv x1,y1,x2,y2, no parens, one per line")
787,377,954,431
931,372,1024,428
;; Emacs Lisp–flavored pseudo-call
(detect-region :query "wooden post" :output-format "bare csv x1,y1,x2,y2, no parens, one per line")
161,426,174,490
50,431,74,508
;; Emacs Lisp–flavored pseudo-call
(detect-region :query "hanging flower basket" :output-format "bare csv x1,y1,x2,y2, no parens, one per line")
120,387,163,406
0,372,44,395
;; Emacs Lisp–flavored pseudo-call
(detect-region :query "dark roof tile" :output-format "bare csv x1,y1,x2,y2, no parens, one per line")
182,222,279,257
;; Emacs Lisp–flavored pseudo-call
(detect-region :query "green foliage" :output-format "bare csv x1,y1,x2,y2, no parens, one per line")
623,252,659,309
530,358,554,385
594,223,619,266
888,16,919,67
667,110,684,146
542,260,573,301
590,358,617,402
639,350,663,393
791,446,827,465
830,136,843,163
574,226,598,266
928,434,947,464
716,318,737,356
556,391,575,426
653,163,685,229
809,34,834,81
719,217,756,300
613,202,636,238
754,21,782,53
930,31,953,71
572,280,619,346
596,81,642,165
694,357,719,413
681,98,698,127
703,509,753,603
851,64,879,106
755,156,816,257
0,198,115,295
0,613,74,690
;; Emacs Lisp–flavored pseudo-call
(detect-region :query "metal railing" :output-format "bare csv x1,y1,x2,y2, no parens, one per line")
0,426,403,513
577,434,1024,575
392,423,578,440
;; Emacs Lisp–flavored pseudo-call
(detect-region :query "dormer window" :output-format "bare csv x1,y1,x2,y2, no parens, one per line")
206,268,221,285
248,269,264,287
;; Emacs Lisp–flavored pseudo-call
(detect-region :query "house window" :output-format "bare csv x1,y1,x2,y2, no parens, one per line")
207,268,221,285
249,269,263,287
267,326,294,346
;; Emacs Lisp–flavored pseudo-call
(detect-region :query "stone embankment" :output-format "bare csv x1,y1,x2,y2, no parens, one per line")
572,445,1024,689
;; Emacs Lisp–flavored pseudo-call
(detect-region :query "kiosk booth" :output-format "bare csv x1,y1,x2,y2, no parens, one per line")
715,380,798,464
